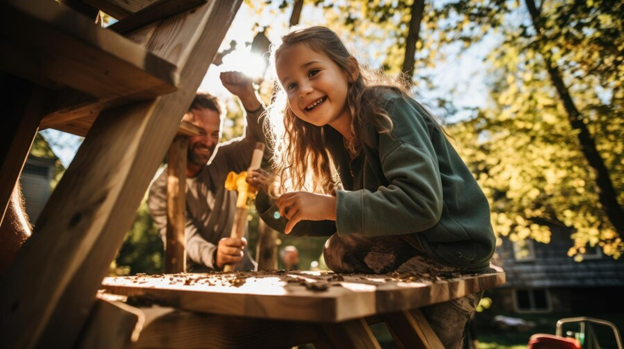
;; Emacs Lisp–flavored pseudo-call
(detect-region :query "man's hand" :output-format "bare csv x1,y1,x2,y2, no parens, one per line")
215,237,247,269
276,192,337,234
220,71,261,112
246,168,273,194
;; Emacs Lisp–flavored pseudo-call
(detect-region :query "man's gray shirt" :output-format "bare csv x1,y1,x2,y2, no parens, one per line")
148,108,265,271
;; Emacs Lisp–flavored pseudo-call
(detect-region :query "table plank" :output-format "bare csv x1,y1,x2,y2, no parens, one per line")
101,271,506,323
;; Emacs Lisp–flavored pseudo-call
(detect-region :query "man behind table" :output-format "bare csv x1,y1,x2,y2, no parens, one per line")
148,72,265,272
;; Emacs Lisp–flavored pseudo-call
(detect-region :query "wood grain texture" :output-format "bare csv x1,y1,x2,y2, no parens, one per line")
101,272,505,323
131,306,322,348
85,0,159,19
109,0,207,34
0,1,243,347
177,120,203,137
0,0,178,100
0,76,44,225
165,136,187,273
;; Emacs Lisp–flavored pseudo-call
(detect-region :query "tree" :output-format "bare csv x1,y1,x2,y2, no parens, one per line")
449,0,622,259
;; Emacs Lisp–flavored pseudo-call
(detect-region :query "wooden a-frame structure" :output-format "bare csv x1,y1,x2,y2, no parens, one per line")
0,0,242,347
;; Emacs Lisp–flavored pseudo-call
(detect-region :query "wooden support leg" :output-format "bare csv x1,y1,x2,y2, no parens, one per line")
0,74,45,225
320,318,381,349
382,309,445,349
165,136,187,273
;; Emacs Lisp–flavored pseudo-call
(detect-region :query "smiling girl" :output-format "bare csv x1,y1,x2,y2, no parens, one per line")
249,26,496,348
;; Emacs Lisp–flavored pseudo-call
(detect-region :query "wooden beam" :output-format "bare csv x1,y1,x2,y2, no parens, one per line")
382,309,444,349
177,121,204,137
165,136,187,273
0,1,243,347
84,0,159,19
78,299,143,349
109,0,207,34
0,75,45,225
0,0,178,100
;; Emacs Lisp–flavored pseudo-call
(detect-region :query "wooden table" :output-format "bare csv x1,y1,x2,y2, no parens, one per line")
100,270,506,348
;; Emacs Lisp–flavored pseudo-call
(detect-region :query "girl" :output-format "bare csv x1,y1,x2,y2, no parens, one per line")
248,26,496,348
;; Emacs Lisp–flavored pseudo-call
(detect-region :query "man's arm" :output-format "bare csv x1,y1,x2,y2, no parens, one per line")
216,72,268,171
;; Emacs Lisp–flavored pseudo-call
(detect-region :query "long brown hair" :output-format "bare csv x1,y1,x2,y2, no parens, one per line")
266,26,411,195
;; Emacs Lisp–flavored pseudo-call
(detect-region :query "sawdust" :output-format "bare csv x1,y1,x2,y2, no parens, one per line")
114,269,464,294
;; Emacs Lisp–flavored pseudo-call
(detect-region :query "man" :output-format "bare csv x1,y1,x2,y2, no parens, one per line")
148,72,265,272
280,245,300,270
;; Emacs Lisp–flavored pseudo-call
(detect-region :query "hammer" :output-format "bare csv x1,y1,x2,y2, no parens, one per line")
223,142,265,272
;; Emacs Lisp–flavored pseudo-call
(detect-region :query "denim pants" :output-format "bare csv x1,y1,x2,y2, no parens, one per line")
324,233,484,349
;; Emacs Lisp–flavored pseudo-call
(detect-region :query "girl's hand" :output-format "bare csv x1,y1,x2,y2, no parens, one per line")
276,192,337,234
246,168,272,193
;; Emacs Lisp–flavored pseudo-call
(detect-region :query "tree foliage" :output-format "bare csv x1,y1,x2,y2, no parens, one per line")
448,0,623,259
249,0,623,260
106,0,622,273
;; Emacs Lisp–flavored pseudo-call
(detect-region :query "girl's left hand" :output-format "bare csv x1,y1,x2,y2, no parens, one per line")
276,192,337,234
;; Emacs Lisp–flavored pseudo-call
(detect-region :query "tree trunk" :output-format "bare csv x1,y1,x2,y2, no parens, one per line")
402,0,425,83
525,0,624,234
289,0,304,27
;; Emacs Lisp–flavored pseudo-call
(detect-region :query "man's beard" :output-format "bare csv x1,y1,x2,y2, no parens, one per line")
188,143,216,166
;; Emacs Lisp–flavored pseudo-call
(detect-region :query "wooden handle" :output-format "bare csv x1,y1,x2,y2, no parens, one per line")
223,206,249,272
223,142,264,272
248,142,265,170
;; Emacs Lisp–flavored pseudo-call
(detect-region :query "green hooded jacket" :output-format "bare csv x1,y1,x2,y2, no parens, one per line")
257,90,495,271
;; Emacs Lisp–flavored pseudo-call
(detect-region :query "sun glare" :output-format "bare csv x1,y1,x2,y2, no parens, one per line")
220,49,268,82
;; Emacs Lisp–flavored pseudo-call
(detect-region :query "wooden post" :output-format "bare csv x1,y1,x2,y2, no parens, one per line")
165,136,187,273
0,1,243,347
255,220,278,270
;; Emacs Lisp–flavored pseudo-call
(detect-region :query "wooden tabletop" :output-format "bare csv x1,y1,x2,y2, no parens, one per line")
102,270,505,323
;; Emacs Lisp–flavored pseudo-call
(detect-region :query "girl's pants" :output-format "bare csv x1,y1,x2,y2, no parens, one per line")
324,233,485,349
